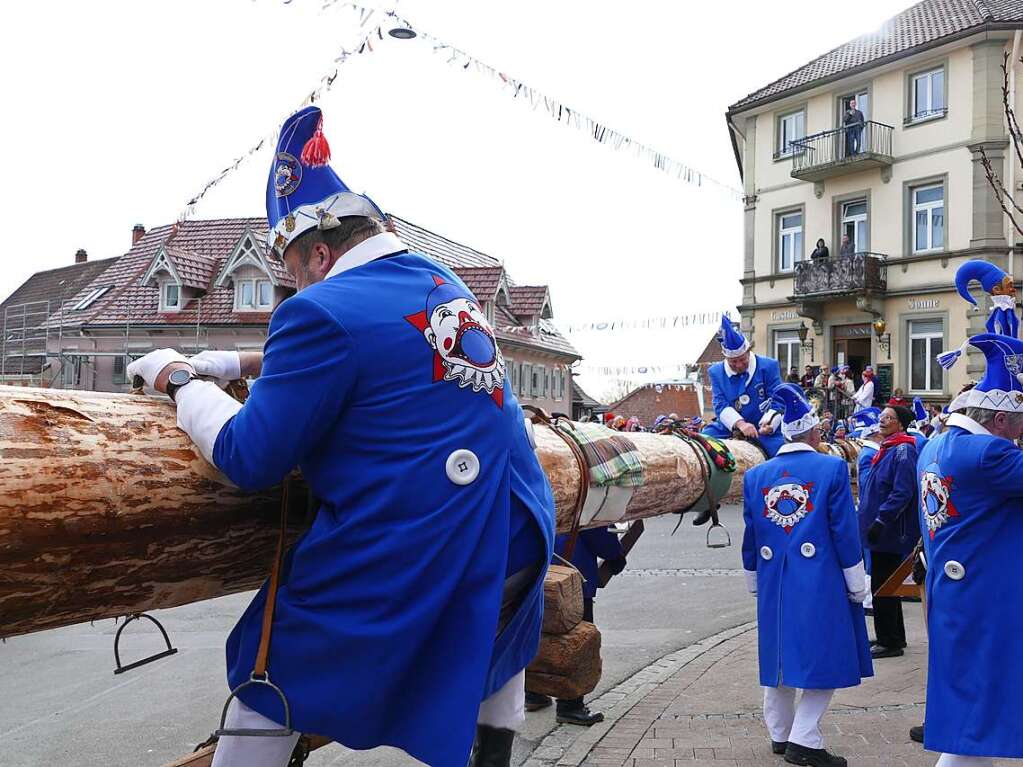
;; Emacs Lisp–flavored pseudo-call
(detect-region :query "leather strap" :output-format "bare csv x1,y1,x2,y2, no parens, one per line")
254,479,289,679
521,406,589,560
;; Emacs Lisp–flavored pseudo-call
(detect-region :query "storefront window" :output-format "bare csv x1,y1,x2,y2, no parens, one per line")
909,318,944,392
774,329,801,374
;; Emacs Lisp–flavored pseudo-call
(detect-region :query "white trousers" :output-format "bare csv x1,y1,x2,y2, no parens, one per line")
936,756,994,767
763,686,834,749
211,671,526,767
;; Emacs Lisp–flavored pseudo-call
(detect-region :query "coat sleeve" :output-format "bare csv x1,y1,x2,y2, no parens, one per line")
762,358,784,397
826,459,863,569
741,472,758,572
581,527,625,561
211,295,357,491
973,438,1023,499
876,444,918,525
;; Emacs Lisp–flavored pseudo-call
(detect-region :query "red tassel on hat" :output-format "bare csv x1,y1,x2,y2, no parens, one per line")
301,116,331,168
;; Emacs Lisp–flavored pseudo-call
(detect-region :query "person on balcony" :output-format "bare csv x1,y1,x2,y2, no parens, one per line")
844,98,865,156
839,234,855,257
810,238,830,260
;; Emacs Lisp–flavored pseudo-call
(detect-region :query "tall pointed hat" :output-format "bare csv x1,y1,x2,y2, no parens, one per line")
266,106,385,257
718,313,749,358
942,333,1023,412
851,407,881,437
912,396,928,424
949,259,1019,339
762,382,819,439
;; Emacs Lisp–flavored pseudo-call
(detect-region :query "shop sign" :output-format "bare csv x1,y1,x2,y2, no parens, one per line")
770,310,799,321
909,298,940,310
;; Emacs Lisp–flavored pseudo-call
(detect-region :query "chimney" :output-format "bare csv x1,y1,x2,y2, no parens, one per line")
132,223,146,246
75,248,88,264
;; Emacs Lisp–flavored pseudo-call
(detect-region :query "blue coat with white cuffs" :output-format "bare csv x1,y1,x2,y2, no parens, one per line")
702,354,785,457
918,414,1023,758
742,442,873,689
211,236,554,767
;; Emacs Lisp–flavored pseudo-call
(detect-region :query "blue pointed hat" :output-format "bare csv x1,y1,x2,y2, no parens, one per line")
718,313,749,358
943,333,1023,412
955,259,1010,305
851,407,881,436
912,396,927,423
762,382,819,439
266,106,385,257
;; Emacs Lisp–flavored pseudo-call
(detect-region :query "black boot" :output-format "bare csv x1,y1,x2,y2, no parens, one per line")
556,698,604,726
784,742,847,766
909,723,924,743
691,509,713,526
772,741,788,755
470,724,515,767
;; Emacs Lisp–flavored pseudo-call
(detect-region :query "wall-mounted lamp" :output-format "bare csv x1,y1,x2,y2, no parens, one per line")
873,318,891,359
797,322,815,359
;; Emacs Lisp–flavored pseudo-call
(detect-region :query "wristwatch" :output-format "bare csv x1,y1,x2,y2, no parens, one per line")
166,368,200,402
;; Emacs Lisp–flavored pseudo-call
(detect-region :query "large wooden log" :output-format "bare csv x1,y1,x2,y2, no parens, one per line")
0,386,856,638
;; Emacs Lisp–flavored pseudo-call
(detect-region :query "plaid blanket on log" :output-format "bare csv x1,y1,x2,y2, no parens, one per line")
559,422,645,487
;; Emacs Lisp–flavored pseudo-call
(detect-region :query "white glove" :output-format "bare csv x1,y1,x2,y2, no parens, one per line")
847,588,869,604
189,350,242,382
744,569,757,596
126,349,187,390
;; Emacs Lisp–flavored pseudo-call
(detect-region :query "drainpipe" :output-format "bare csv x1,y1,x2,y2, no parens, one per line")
1009,30,1021,280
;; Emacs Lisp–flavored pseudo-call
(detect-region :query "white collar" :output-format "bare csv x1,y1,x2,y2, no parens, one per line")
947,412,993,436
325,232,406,279
725,353,757,380
776,441,816,455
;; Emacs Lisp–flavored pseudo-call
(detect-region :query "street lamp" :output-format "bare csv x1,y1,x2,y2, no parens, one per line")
797,322,814,359
873,318,891,359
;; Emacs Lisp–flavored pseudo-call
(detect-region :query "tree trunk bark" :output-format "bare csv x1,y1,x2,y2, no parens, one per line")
0,386,854,638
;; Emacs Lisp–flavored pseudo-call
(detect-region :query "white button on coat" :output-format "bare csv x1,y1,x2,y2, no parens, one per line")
800,542,816,558
944,560,966,581
760,545,773,561
446,449,480,486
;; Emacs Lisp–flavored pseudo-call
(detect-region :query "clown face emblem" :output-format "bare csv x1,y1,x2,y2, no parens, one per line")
920,463,958,539
405,275,506,407
274,152,302,197
762,476,815,533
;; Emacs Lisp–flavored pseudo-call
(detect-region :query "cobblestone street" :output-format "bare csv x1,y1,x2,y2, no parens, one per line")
524,607,1020,767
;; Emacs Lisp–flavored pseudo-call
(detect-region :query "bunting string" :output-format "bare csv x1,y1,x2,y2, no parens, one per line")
577,362,692,377
319,3,743,200
563,311,725,335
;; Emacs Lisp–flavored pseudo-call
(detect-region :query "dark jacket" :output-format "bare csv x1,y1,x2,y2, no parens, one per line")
844,108,865,128
811,244,830,260
858,435,920,555
555,527,625,599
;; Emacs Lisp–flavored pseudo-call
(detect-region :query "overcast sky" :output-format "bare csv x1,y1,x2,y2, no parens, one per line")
1,0,912,400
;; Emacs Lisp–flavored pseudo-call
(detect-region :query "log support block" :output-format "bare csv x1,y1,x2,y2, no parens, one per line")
541,564,584,635
526,621,602,700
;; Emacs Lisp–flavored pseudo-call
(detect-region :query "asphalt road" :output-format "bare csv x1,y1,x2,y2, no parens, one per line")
0,508,755,767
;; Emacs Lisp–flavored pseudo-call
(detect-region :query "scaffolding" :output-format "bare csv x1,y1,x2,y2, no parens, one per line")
0,301,51,386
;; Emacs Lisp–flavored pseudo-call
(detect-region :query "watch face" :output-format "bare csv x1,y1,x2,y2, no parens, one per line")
168,369,193,386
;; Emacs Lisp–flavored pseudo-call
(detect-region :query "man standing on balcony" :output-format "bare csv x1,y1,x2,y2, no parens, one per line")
844,98,865,156
702,315,785,457
839,234,855,257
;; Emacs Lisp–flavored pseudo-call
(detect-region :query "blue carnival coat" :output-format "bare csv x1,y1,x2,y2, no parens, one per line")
742,443,873,689
858,438,920,556
555,527,625,600
212,248,555,767
702,354,785,457
907,427,928,452
856,441,879,492
918,415,1023,758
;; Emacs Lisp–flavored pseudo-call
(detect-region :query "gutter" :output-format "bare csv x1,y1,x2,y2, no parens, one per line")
725,114,745,182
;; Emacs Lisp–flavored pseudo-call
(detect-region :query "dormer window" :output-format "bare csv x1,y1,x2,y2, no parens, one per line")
162,282,180,311
235,277,274,311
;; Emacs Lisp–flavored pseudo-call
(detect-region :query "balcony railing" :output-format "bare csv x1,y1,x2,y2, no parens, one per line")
789,121,894,182
792,252,887,299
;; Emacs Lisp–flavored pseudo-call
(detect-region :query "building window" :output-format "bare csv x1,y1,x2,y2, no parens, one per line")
776,110,806,157
510,361,518,392
71,286,111,311
774,330,801,374
235,278,273,311
533,365,545,398
777,211,803,272
912,184,945,253
112,355,127,385
162,283,180,311
840,199,868,253
521,363,531,398
909,318,944,393
911,67,945,121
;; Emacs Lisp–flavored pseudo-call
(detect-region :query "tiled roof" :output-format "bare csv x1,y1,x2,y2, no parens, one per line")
454,266,505,301
164,246,217,290
389,215,501,269
0,257,119,316
509,285,550,317
610,385,700,425
572,379,605,409
695,332,725,365
59,218,289,327
729,0,1023,112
